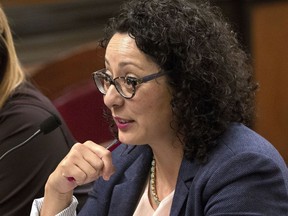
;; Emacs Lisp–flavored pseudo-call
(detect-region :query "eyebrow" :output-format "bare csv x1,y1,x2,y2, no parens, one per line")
104,57,144,71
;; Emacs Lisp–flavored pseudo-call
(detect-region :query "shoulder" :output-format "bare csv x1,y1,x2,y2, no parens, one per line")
180,123,288,196
178,124,288,214
202,123,288,179
3,81,57,113
0,82,75,147
216,123,284,163
1,81,66,128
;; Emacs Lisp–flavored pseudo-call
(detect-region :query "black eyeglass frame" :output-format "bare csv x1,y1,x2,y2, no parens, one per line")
92,68,167,99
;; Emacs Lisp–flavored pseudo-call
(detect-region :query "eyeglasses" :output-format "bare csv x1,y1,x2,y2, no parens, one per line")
92,68,167,99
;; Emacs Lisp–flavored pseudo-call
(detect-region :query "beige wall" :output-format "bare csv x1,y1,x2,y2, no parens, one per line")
252,1,288,163
1,0,69,6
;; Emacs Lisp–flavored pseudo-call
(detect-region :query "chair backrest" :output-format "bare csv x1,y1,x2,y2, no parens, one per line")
30,43,113,144
30,42,105,100
53,80,113,144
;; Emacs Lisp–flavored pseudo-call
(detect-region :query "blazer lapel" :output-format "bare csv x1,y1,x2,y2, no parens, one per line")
103,145,199,216
170,158,199,216
108,146,153,216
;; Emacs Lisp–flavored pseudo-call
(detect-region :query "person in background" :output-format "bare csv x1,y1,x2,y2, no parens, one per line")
0,5,89,215
31,0,288,215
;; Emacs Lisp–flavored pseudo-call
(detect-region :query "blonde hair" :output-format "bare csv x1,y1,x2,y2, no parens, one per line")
0,6,25,108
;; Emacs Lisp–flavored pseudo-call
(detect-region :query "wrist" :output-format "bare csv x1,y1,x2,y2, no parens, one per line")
40,184,74,216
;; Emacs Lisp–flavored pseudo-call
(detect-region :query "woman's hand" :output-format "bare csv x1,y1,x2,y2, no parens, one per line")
52,140,115,192
41,141,115,215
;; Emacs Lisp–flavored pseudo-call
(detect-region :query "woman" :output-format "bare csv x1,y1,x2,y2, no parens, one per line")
0,5,88,215
32,0,288,215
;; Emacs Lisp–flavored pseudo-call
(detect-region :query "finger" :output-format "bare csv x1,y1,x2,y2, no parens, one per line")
82,141,115,180
63,144,104,184
99,150,115,180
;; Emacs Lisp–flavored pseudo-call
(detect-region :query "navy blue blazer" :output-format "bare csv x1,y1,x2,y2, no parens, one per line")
79,123,288,215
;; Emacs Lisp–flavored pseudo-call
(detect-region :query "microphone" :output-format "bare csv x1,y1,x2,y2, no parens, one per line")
40,114,62,134
0,114,62,161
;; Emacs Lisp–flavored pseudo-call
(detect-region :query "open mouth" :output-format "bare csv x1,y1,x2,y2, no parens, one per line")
114,117,134,129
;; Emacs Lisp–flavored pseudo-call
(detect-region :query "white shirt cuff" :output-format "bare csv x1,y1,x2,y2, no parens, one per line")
30,196,78,216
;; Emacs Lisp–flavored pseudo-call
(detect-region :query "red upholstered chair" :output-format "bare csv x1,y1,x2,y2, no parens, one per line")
52,79,113,145
30,43,113,145
30,42,105,100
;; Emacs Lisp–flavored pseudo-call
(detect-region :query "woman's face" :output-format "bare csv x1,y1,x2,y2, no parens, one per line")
104,33,174,145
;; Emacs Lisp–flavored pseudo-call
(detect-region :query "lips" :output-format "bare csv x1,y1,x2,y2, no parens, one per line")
114,116,134,129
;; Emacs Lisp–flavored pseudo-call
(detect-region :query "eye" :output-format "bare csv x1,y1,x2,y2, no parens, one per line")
99,73,113,90
103,74,111,82
125,76,138,86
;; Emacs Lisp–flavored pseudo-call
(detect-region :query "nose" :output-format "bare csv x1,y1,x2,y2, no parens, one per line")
103,84,124,109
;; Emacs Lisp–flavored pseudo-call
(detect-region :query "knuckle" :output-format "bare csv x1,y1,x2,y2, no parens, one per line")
76,173,87,185
101,150,111,159
90,169,101,179
72,143,84,151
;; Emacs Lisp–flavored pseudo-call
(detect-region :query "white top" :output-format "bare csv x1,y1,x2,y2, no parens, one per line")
133,180,175,216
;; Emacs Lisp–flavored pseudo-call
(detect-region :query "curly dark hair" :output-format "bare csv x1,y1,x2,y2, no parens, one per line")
100,0,258,163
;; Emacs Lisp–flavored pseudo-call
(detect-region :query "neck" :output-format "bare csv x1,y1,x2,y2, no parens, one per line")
152,141,183,182
148,146,183,208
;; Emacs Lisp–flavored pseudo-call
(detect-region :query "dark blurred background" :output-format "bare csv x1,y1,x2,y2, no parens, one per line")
2,0,288,163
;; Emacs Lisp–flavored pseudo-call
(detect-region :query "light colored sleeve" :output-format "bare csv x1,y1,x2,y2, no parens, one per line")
30,196,78,216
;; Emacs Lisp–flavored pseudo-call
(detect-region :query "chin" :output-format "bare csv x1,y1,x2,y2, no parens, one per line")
118,134,145,145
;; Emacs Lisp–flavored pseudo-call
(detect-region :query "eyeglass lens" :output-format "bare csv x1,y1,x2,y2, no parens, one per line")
95,73,135,98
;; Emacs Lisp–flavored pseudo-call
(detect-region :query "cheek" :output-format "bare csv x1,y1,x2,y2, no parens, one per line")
130,97,152,116
134,87,172,123
134,85,164,106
